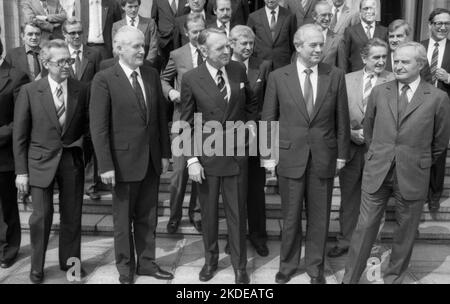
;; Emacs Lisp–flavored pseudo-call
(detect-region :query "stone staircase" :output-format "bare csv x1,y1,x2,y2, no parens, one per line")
17,154,450,241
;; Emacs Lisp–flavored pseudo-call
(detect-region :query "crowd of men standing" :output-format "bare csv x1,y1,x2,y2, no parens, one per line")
1,0,450,285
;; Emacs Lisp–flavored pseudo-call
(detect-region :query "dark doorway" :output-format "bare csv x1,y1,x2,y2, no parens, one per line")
380,0,404,26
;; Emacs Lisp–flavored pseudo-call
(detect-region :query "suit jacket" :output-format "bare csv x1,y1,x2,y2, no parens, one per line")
261,62,350,179
247,6,297,70
0,61,29,172
343,22,388,73
80,0,122,58
331,3,359,36
345,69,394,159
245,56,272,117
323,30,345,68
151,0,190,49
206,0,250,26
172,13,216,49
421,39,450,96
70,45,101,83
5,46,42,81
90,64,171,182
112,16,158,62
179,61,258,177
21,0,67,41
13,77,89,188
283,0,318,26
363,80,450,200
386,49,433,84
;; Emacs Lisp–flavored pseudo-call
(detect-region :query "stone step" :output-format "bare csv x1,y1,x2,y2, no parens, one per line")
17,211,450,241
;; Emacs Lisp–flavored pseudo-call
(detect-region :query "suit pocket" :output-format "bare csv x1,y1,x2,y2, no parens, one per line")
279,140,291,150
113,143,129,151
419,158,432,169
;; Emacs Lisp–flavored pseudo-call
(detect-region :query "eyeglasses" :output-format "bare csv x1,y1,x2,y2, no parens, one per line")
47,58,76,67
432,22,450,28
66,31,83,36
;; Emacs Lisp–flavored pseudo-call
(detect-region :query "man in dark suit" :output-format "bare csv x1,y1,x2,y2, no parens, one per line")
283,0,318,27
421,8,450,212
329,0,359,36
247,0,297,70
343,42,450,284
261,24,350,284
0,32,29,270
342,0,387,73
21,0,67,41
90,26,173,284
206,0,250,26
112,0,159,63
328,38,394,259
79,0,122,59
161,13,205,234
173,0,215,49
227,24,271,257
180,28,258,284
152,0,190,68
206,0,235,36
13,40,89,284
5,22,43,81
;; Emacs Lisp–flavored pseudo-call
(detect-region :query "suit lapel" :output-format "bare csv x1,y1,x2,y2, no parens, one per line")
183,44,194,70
101,0,109,31
323,31,334,55
140,68,153,124
272,9,286,43
63,79,80,135
355,23,369,44
386,81,398,125
19,47,32,78
247,57,260,89
373,25,385,39
441,39,450,70
38,78,63,134
198,64,227,114
260,9,273,43
400,81,428,125
177,0,187,15
79,48,90,79
223,64,240,121
137,18,147,34
0,62,11,92
350,71,364,115
310,63,331,122
285,63,310,122
335,5,350,33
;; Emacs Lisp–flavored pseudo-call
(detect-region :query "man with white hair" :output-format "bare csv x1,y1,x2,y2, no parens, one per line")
90,26,172,284
343,42,450,284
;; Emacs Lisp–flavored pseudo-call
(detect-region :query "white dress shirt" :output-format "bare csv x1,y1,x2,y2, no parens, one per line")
126,15,140,27
296,60,318,104
427,37,447,70
360,20,375,39
88,0,104,44
48,76,68,123
264,5,279,26
362,69,378,97
0,58,4,66
398,76,421,103
189,43,201,68
332,5,343,23
68,45,83,74
119,60,148,103
205,61,230,102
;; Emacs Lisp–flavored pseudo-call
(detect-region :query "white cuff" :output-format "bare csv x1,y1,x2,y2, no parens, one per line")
187,157,199,168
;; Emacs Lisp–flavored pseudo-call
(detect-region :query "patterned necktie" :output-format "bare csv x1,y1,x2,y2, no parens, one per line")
330,7,339,31
131,71,147,115
301,0,309,10
362,74,374,110
41,0,49,15
74,50,82,80
196,48,203,67
170,0,177,15
270,10,276,40
431,42,440,86
398,84,410,120
29,50,41,79
216,70,228,103
131,17,136,27
55,85,66,127
303,68,314,118
365,24,373,39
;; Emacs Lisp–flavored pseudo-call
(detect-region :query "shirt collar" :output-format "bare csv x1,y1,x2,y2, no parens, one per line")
265,5,279,16
363,68,378,78
189,42,198,54
360,20,375,29
25,44,40,54
48,76,67,94
216,20,230,28
296,60,318,76
399,76,421,94
119,60,142,79
205,60,225,79
430,37,446,48
126,15,139,25
68,44,83,56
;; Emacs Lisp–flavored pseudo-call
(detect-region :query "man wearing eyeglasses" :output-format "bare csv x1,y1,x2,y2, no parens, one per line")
419,8,450,214
13,39,89,284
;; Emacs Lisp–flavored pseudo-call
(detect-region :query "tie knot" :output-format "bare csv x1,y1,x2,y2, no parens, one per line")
304,68,313,76
367,73,374,79
401,84,410,93
271,10,276,15
217,69,223,77
131,71,138,79
75,49,81,55
366,25,372,30
435,42,440,47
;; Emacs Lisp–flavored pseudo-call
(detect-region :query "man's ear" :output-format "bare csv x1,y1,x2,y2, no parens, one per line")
199,45,208,58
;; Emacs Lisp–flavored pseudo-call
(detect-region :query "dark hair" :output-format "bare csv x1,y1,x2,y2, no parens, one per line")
62,17,83,33
388,19,411,36
213,0,231,11
428,8,450,23
197,27,226,46
360,38,388,58
20,22,41,34
184,13,206,31
121,0,141,6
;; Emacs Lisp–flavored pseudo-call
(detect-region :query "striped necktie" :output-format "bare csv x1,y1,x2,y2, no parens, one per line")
431,42,440,86
362,74,374,110
56,85,66,127
216,70,228,103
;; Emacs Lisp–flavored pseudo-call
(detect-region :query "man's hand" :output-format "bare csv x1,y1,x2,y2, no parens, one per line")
188,162,205,184
161,158,170,174
436,68,449,83
336,159,346,176
350,129,365,145
35,15,47,21
168,89,181,103
15,175,29,194
261,160,276,177
100,170,115,187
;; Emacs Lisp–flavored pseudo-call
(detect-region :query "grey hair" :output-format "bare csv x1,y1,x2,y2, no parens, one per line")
113,25,145,53
40,39,68,62
293,24,323,47
197,27,227,46
229,25,255,42
394,41,428,66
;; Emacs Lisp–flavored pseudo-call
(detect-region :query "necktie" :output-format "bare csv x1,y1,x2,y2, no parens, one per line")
170,0,177,15
431,42,440,86
131,71,147,115
130,17,136,27
362,74,374,110
270,10,276,40
365,24,372,39
301,0,309,10
74,50,82,80
330,7,339,31
196,48,203,67
30,51,41,78
41,0,49,15
216,70,228,103
303,68,314,118
398,84,410,121
55,85,66,127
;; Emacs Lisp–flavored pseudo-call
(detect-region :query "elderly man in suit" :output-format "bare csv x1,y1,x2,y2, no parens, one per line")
262,23,350,284
342,0,387,73
180,28,258,284
79,0,122,60
343,42,450,284
283,0,318,27
0,31,29,270
14,39,89,284
152,0,190,68
247,0,297,70
5,23,43,81
227,25,272,257
328,0,358,36
161,13,205,234
206,0,250,26
112,0,158,63
421,8,450,212
327,38,394,258
21,0,67,41
90,26,173,284
173,0,215,48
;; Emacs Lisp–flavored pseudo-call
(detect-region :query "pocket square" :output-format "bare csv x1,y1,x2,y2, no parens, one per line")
240,82,245,89
256,79,262,83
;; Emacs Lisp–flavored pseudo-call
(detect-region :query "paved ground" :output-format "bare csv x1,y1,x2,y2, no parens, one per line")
1,233,450,284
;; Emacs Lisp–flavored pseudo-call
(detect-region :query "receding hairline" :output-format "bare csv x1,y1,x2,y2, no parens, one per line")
114,26,145,46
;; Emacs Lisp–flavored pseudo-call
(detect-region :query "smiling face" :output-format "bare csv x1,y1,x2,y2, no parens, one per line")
64,23,83,49
393,46,424,84
231,34,254,61
388,26,409,51
22,24,41,49
43,47,72,83
295,29,324,67
313,2,333,30
429,12,450,42
185,20,205,47
363,45,387,74
360,0,377,24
